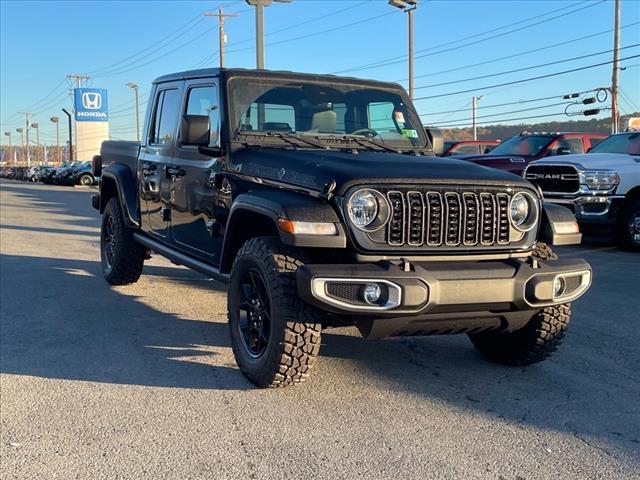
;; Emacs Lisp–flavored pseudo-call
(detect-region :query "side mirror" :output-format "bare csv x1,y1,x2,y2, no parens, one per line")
556,146,572,155
91,154,102,177
181,114,210,146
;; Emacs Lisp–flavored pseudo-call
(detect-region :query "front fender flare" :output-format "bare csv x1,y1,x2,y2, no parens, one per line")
540,201,582,246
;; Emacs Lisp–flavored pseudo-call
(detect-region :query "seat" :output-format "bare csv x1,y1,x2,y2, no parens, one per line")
310,110,337,134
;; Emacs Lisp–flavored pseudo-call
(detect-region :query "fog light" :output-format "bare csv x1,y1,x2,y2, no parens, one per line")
363,283,382,304
553,277,565,297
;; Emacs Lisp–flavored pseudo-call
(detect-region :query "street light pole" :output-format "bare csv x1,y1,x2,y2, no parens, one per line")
4,131,12,166
472,95,484,141
16,128,24,164
245,0,291,69
50,116,60,165
126,82,140,141
31,122,40,164
389,1,418,100
62,108,73,163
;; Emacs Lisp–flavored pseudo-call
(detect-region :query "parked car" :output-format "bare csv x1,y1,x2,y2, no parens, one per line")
55,161,95,186
524,130,640,250
442,140,500,156
91,68,591,388
456,131,607,175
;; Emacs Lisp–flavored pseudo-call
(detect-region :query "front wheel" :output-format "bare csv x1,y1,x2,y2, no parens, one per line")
228,237,322,388
469,304,572,366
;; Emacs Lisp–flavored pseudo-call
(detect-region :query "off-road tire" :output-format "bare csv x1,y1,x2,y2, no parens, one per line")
469,304,571,366
616,198,640,252
228,236,322,388
100,197,145,285
79,174,94,186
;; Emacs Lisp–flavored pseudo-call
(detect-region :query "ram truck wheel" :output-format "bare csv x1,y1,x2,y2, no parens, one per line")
617,198,640,252
228,236,322,388
100,197,145,285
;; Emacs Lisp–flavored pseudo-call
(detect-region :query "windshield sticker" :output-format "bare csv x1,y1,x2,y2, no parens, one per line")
401,129,418,139
394,111,405,123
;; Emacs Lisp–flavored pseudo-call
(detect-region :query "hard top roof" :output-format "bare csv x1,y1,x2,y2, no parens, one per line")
152,68,404,90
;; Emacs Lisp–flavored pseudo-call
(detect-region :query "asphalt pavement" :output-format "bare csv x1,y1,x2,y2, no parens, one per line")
1,180,639,480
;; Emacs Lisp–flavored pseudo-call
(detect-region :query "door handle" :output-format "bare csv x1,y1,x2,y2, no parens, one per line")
165,166,186,178
141,163,157,176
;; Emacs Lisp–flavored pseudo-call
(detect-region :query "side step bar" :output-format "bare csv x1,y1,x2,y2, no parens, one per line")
133,233,230,285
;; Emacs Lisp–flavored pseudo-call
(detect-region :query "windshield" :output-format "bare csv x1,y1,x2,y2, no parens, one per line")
589,132,640,155
488,135,554,156
228,76,427,151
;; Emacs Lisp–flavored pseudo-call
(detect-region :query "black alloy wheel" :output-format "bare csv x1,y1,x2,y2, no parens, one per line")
102,214,116,273
236,268,272,358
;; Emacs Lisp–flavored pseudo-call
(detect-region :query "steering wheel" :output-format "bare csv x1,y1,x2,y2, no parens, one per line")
350,128,379,138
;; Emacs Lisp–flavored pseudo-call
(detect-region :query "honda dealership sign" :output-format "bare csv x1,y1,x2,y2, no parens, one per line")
74,88,108,121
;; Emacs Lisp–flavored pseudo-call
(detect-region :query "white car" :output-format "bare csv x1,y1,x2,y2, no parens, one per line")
524,131,640,251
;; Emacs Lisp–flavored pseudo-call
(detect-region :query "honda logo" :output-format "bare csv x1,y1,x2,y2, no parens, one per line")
82,92,102,110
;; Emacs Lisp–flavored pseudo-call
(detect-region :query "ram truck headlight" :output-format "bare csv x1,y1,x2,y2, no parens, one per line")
346,188,390,231
579,170,620,190
509,191,539,232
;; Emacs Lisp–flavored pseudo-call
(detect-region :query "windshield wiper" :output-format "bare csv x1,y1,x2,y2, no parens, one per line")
265,131,330,149
341,135,402,154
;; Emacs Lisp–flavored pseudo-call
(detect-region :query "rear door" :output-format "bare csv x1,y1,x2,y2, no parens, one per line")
169,79,225,264
138,82,183,238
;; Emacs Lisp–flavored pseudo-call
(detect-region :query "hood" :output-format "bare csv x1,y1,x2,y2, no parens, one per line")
231,148,531,195
529,153,639,170
454,153,529,163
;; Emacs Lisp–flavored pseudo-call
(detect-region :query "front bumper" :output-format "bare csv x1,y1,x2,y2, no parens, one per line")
543,195,624,225
297,257,591,317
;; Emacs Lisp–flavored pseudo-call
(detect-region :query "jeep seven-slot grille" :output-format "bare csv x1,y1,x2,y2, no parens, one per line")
384,190,511,248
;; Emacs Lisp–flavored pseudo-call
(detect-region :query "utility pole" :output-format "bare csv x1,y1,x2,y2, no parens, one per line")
51,116,60,165
611,0,621,134
389,1,418,100
204,8,239,68
126,83,141,141
472,95,484,141
4,131,12,166
66,74,90,89
62,108,73,163
245,0,291,69
31,122,40,164
18,112,32,166
16,128,24,165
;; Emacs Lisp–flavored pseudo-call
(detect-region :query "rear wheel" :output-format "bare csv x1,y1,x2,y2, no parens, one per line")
100,197,145,285
228,237,322,388
616,198,640,252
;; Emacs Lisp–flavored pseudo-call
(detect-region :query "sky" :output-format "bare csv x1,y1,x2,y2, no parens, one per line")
1,0,639,145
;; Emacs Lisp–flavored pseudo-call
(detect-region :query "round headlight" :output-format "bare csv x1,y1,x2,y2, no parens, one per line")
346,188,390,231
509,191,538,232
347,189,378,229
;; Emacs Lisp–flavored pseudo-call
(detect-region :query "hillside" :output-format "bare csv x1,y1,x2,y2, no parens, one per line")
434,112,639,141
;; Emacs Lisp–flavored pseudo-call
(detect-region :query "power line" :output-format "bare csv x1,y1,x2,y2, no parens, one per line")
414,44,639,91
427,101,576,126
427,111,606,129
397,21,640,84
419,90,597,116
334,0,604,74
413,55,640,101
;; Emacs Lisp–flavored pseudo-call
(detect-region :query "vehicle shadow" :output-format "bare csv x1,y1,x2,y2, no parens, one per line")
0,253,249,391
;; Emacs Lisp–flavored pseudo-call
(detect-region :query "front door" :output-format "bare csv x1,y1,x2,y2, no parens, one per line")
169,80,226,264
138,83,183,238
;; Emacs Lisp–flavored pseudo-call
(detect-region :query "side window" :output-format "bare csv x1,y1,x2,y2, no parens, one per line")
565,138,584,154
456,145,479,155
185,85,220,146
589,136,604,148
150,91,164,144
151,89,180,146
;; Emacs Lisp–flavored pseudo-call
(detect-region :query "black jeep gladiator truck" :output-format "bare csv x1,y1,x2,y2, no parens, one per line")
91,68,592,388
